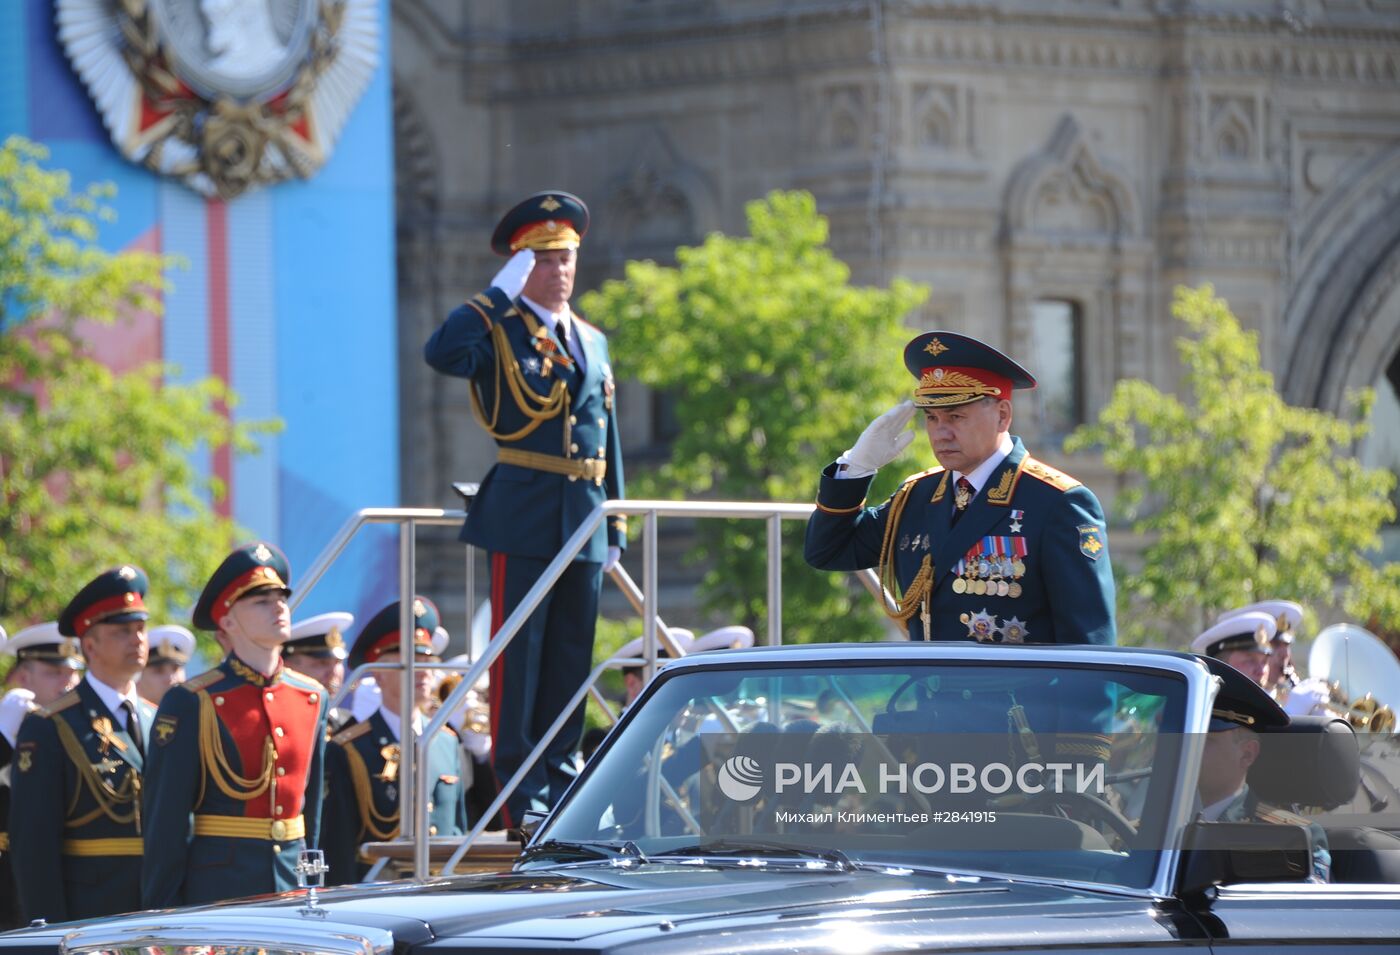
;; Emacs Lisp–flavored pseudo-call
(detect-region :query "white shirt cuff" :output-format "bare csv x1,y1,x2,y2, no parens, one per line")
834,453,878,480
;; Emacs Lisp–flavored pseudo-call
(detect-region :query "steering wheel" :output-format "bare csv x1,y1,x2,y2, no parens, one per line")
1022,788,1138,847
884,674,938,714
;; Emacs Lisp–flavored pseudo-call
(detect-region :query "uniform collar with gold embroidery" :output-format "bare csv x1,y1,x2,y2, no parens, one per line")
226,653,283,687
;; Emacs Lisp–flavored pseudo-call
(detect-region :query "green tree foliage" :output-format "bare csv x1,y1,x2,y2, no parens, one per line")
581,191,929,641
1066,285,1399,644
0,136,278,646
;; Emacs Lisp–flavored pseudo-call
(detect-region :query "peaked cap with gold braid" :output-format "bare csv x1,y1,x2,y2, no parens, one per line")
490,191,590,256
904,331,1037,408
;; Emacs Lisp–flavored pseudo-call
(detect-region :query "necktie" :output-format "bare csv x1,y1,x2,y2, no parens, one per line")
559,317,583,370
951,477,975,525
122,700,144,757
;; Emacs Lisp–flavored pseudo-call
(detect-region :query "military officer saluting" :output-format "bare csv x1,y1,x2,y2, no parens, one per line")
806,332,1116,644
141,543,328,908
424,191,626,824
11,567,154,923
321,598,466,884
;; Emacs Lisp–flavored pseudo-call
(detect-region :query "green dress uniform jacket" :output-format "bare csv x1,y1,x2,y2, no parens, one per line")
10,681,154,924
140,656,328,908
805,437,1116,645
321,711,467,885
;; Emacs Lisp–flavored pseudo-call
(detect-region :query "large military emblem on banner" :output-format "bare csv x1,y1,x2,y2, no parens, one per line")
57,0,378,199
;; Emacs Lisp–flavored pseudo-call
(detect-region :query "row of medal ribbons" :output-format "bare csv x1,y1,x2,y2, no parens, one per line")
952,536,1028,597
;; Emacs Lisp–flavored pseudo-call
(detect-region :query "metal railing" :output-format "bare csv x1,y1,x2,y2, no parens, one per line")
290,499,894,879
291,507,465,842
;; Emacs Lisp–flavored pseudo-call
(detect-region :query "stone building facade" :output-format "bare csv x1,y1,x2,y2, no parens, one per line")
391,0,1400,632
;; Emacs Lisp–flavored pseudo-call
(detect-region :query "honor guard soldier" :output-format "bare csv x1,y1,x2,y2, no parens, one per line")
137,624,194,705
805,331,1116,644
424,191,626,824
11,567,154,924
284,611,351,703
0,621,82,928
1192,611,1275,687
141,543,328,908
321,598,466,884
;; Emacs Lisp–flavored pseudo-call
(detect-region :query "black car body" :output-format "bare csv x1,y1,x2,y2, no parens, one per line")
5,644,1400,954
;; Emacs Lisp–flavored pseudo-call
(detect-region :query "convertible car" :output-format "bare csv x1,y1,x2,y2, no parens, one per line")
5,643,1400,954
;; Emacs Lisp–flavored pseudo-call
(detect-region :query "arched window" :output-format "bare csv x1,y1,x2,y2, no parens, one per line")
1028,299,1084,443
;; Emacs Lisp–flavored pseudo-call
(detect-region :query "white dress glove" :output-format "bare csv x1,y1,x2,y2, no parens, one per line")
840,400,917,476
1282,678,1331,717
490,249,536,300
0,688,36,746
603,545,622,573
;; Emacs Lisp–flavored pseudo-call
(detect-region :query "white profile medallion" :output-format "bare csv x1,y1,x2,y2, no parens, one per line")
57,0,379,199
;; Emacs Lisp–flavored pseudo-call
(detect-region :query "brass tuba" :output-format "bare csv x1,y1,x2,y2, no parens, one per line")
1308,623,1400,735
437,671,491,736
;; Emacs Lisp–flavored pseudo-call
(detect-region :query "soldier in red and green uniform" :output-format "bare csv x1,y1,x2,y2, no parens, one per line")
141,543,328,908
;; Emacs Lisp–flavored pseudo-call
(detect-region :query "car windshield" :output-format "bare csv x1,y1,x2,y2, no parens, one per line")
538,659,1190,890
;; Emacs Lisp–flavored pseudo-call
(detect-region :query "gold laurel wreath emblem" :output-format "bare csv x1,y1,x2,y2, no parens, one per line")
115,0,345,200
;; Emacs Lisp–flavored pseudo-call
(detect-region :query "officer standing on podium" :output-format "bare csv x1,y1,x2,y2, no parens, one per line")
141,543,328,908
11,567,154,923
805,331,1115,645
423,191,626,825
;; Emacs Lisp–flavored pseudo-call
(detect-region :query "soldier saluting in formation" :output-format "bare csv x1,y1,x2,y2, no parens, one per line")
806,331,1116,645
11,567,154,924
141,543,328,908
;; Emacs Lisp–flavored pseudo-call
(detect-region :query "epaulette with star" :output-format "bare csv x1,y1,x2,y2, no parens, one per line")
36,689,80,718
332,721,371,746
1020,457,1082,492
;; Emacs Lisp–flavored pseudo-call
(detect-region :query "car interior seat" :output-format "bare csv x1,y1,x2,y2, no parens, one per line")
1248,715,1400,882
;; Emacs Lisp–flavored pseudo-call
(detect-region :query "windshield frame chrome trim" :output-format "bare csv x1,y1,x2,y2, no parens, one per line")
60,914,395,955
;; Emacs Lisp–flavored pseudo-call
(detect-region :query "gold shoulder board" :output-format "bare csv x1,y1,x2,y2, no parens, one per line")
1255,804,1309,827
900,465,944,488
1021,457,1082,492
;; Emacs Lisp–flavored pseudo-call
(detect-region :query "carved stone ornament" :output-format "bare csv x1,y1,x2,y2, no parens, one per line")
56,0,379,200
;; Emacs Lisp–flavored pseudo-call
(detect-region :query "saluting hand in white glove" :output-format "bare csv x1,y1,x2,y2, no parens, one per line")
491,249,536,300
841,400,917,476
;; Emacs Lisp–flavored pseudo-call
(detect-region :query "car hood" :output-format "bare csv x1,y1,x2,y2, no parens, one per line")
4,866,1197,954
